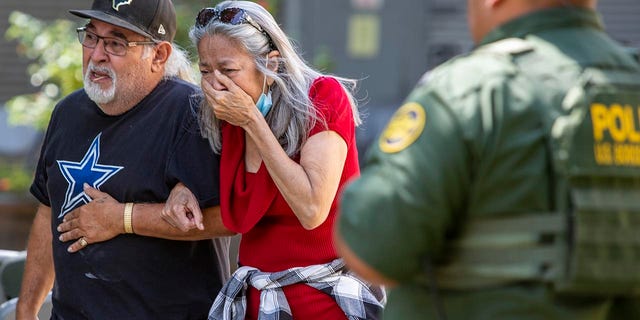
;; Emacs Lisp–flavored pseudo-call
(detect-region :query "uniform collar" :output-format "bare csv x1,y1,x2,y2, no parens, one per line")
479,7,603,47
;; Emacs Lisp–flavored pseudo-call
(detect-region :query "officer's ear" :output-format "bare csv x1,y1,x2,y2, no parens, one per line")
150,41,172,73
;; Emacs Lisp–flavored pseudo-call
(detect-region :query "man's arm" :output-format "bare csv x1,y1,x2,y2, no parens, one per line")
57,186,235,253
16,204,54,320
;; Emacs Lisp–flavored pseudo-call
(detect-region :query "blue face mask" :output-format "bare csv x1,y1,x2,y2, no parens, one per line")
256,55,273,117
256,89,272,116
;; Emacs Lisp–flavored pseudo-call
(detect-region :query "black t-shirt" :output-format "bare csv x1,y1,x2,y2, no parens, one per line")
31,78,227,320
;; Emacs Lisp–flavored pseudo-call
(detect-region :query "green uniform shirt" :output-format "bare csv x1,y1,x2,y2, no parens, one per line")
339,7,640,319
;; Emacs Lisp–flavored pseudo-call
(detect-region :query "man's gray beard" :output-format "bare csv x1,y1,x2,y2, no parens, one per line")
84,63,117,105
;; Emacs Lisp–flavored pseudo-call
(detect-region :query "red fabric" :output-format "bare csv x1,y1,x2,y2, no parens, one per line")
219,77,360,319
246,285,347,320
219,124,278,234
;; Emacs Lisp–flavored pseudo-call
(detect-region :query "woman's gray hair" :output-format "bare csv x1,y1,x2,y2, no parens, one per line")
142,43,196,83
190,0,360,156
165,44,196,83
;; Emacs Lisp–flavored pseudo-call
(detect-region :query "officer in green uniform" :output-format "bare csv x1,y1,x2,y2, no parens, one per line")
336,0,640,319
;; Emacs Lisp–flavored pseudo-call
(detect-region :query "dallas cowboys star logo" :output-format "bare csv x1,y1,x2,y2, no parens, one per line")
57,133,123,218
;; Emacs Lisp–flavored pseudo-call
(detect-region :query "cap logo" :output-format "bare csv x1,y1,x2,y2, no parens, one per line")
158,24,166,35
112,0,133,11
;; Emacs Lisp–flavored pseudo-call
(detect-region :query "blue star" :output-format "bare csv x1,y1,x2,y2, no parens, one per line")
57,133,123,218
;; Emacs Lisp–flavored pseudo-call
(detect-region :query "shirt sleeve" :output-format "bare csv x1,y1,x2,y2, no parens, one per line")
308,76,355,146
29,106,59,207
338,85,470,283
166,113,221,209
30,136,50,207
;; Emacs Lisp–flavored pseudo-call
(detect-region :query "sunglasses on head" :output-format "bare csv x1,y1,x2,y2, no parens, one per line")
196,7,275,49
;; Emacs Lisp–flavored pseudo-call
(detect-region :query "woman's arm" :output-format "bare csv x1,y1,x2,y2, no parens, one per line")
247,123,347,230
202,73,348,230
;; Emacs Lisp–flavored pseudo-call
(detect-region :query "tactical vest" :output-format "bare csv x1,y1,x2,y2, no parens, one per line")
435,38,640,296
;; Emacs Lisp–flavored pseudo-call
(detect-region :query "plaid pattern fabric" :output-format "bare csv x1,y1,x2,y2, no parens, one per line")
208,258,386,320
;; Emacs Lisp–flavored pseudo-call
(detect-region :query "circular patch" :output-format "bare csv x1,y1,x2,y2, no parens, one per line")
379,102,426,153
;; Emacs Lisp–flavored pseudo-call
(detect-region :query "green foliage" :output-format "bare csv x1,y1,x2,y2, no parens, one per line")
256,0,281,17
174,0,209,55
313,45,336,73
5,11,83,130
0,161,32,192
0,2,282,193
173,0,282,61
3,1,281,131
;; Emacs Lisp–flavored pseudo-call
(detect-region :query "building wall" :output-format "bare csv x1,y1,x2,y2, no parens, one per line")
282,0,640,160
0,0,639,156
286,0,640,108
598,0,640,47
2,0,639,106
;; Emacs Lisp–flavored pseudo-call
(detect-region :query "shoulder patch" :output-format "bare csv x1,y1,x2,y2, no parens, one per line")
379,102,426,153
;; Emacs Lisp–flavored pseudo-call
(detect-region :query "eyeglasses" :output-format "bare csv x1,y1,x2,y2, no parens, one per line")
76,27,157,56
196,7,275,49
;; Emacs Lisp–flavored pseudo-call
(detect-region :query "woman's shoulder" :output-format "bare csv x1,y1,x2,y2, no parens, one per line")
309,76,349,108
308,76,355,135
312,75,340,86
309,76,343,97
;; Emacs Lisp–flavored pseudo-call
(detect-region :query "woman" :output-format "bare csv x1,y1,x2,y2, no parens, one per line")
162,1,385,319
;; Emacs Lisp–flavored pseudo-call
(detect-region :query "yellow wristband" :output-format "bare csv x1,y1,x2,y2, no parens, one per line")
124,202,134,234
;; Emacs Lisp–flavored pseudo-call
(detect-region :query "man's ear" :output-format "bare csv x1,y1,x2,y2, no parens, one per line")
151,41,172,73
486,0,503,7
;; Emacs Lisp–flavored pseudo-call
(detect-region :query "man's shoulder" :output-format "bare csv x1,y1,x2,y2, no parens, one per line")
161,77,202,96
151,78,203,114
53,89,91,116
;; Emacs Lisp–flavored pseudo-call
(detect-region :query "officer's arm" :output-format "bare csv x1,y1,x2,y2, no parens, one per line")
335,230,397,286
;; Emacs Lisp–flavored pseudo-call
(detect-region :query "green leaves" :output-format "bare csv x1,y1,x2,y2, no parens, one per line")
3,1,281,131
5,11,83,130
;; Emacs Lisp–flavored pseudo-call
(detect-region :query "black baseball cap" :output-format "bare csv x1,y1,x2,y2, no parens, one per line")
69,0,176,42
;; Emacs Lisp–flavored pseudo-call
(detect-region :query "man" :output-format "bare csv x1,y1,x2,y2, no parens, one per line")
336,0,640,319
16,0,233,319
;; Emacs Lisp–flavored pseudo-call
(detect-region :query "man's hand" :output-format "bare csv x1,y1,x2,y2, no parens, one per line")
57,183,123,253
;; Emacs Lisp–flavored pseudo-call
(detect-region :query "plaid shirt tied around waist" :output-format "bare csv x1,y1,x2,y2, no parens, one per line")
208,258,386,320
